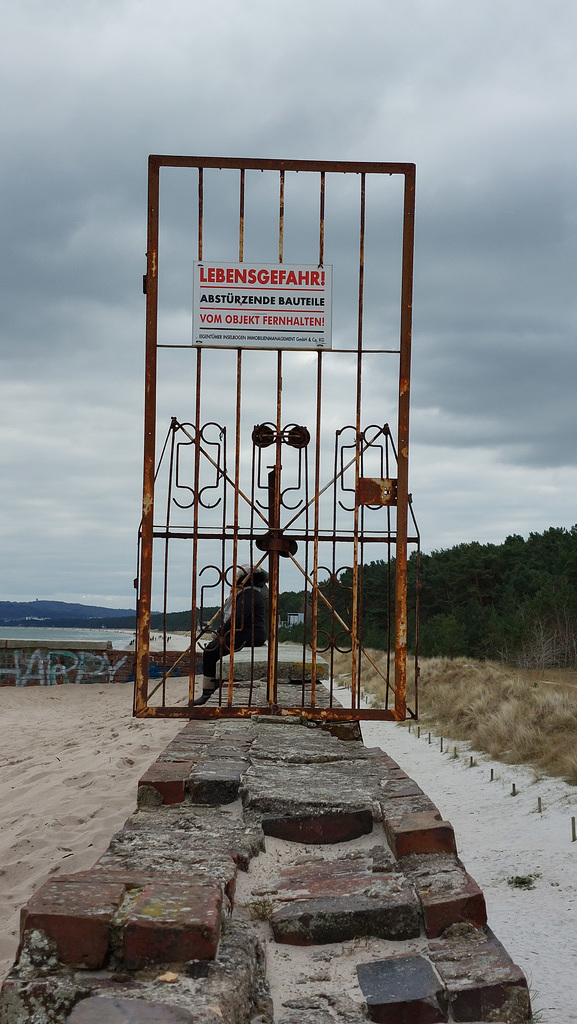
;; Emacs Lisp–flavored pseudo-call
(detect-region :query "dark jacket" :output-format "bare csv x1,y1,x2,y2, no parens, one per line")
221,586,266,647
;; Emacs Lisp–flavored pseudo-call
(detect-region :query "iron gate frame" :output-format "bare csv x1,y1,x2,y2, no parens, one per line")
134,156,418,722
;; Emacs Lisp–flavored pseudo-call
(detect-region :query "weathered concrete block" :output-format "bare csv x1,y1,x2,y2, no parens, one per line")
357,955,448,1023
380,778,426,799
20,878,126,969
120,804,265,871
67,996,196,1022
137,762,195,805
429,926,531,1022
187,758,248,804
271,873,421,945
261,808,374,844
95,829,238,904
221,643,328,681
1,975,90,1023
123,879,223,968
399,854,487,938
241,758,381,825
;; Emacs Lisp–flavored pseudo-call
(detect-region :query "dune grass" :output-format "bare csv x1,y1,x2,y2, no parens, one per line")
331,650,577,785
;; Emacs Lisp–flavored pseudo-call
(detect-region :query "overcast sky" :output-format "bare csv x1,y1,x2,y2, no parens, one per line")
1,0,576,608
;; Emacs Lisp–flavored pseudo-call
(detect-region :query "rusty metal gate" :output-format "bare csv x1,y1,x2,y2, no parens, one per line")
133,156,419,722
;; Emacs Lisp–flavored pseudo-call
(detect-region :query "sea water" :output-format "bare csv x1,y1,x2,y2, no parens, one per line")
0,627,135,649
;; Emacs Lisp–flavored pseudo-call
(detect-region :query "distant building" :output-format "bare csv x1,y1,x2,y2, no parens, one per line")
284,612,304,627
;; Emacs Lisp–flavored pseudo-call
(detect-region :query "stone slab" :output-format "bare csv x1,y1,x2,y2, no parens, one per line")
220,643,328,681
20,878,126,969
67,996,196,1022
250,724,374,764
271,872,421,944
120,804,265,872
123,879,223,968
357,955,448,1023
187,759,248,804
241,760,382,822
95,829,238,905
0,639,113,650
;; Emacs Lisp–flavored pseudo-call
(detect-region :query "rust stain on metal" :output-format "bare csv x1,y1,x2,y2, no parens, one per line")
358,477,397,507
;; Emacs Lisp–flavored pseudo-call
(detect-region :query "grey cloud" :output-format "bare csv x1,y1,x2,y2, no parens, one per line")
2,0,577,600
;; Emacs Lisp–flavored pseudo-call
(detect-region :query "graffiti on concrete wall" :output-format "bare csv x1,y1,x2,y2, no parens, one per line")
0,649,132,687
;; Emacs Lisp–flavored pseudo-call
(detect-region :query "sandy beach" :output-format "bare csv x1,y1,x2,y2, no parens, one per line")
0,682,182,981
1,680,576,1022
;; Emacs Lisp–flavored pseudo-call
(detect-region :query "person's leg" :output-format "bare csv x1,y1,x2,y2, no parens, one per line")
202,637,221,680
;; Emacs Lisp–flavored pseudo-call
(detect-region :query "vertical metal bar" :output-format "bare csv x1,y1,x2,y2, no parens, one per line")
198,168,203,261
278,170,285,264
385,428,392,709
266,351,283,706
161,422,177,706
239,169,245,262
189,350,202,704
410,506,421,719
135,157,160,716
319,171,325,266
228,349,243,705
310,351,323,708
394,167,416,719
351,173,366,710
309,172,326,707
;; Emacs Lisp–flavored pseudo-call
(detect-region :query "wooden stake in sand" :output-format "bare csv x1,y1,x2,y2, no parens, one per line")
572,817,576,843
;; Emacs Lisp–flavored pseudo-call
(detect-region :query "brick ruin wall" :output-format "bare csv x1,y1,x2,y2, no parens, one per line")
0,711,533,1023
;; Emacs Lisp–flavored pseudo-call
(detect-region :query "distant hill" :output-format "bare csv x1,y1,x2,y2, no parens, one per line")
0,600,136,628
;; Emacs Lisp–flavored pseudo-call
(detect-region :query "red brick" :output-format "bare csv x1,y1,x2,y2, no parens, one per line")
400,856,486,938
384,810,457,859
429,926,531,1021
20,878,126,969
137,761,194,804
123,879,223,968
261,809,374,844
274,857,375,899
420,878,486,939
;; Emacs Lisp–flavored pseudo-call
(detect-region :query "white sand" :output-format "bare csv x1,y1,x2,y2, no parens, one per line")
359,714,577,1024
0,682,182,980
1,680,576,1022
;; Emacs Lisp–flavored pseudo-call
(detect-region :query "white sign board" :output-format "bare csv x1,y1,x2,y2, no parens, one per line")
192,262,332,349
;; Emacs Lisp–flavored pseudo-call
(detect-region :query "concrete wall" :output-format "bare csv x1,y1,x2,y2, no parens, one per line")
0,643,194,687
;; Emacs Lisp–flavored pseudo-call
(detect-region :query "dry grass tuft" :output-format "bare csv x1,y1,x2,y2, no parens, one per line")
333,650,577,785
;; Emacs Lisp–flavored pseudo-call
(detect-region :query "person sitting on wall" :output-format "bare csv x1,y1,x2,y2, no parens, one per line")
195,564,268,705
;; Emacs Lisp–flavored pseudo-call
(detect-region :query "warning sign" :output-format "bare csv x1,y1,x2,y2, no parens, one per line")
192,262,332,349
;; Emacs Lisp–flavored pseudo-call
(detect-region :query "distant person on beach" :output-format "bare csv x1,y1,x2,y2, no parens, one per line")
196,564,268,704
